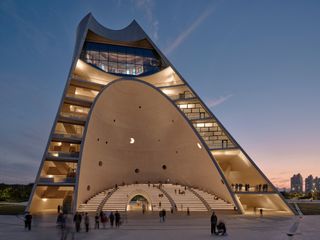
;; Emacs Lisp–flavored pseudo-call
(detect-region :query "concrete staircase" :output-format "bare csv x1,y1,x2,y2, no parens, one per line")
78,191,107,212
161,184,207,212
193,188,234,210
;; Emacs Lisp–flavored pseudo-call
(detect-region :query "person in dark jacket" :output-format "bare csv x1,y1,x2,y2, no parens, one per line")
210,211,217,235
115,211,121,228
109,212,114,227
73,212,82,232
25,212,32,231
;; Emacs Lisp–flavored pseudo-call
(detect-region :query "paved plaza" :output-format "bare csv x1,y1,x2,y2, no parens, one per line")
0,212,319,240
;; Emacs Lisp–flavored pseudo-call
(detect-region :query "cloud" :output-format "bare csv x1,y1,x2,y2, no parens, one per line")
206,94,233,108
164,5,215,55
132,0,159,41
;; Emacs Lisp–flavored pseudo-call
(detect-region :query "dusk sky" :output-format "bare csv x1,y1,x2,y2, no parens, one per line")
0,0,319,188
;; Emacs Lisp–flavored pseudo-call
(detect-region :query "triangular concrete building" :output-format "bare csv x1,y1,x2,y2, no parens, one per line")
28,14,293,215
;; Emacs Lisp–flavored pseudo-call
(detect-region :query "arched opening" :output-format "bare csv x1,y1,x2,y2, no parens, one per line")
127,194,150,212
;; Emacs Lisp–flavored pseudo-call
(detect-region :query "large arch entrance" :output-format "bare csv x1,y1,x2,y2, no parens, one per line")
127,194,150,212
76,79,235,210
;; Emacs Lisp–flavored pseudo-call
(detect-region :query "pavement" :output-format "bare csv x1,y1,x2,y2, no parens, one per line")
0,212,319,240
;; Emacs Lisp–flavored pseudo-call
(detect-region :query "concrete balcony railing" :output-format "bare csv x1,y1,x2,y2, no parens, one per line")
47,151,79,158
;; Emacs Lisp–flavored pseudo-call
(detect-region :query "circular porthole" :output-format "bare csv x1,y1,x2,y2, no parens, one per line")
98,161,103,167
162,165,167,170
113,119,116,123
105,141,108,144
87,185,91,191
134,168,140,173
139,106,142,109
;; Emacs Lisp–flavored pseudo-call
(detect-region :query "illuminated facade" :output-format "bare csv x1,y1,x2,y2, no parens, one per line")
28,14,293,215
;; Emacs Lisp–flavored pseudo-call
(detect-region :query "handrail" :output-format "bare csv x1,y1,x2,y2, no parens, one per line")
187,187,211,211
157,185,176,211
97,188,118,213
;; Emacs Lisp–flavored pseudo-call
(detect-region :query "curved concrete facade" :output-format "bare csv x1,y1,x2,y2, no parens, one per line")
77,80,233,207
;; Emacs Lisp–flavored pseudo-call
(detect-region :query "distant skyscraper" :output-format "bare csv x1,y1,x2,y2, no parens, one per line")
314,177,320,192
305,175,314,194
290,174,303,193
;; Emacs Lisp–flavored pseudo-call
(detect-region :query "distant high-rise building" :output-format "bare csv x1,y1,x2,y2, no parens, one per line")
314,177,320,192
290,174,303,193
305,175,314,194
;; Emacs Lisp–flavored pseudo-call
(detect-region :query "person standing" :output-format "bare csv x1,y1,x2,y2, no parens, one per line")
73,212,82,232
187,207,190,216
109,212,114,227
159,210,163,222
94,213,99,229
210,211,217,235
162,209,166,222
25,212,32,231
84,213,90,232
260,208,263,217
115,211,121,228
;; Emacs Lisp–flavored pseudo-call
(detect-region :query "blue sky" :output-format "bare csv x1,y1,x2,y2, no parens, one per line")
0,0,319,188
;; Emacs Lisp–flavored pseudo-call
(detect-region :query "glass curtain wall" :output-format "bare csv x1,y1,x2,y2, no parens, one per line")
80,42,163,76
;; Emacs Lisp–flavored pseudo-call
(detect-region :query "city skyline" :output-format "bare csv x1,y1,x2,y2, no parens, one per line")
0,0,319,188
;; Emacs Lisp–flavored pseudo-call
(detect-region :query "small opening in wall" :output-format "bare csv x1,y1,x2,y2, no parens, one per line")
97,138,99,142
158,139,161,142
105,141,108,144
162,165,167,170
87,185,91,191
172,119,174,123
134,168,140,173
139,106,142,109
175,150,178,154
113,119,116,123
99,161,102,167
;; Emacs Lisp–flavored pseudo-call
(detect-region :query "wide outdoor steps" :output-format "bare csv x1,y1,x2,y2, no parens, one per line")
193,189,234,210
161,184,207,212
78,184,234,213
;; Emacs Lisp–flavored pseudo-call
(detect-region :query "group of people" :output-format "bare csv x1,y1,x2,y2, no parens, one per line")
210,211,227,236
66,210,121,233
231,183,269,192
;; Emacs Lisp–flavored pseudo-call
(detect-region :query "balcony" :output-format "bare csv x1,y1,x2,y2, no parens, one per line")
47,151,79,162
59,113,86,125
38,177,76,186
71,76,105,91
51,132,82,144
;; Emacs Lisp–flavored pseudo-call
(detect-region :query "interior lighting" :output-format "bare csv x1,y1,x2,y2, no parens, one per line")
197,143,202,149
130,138,135,144
42,198,48,202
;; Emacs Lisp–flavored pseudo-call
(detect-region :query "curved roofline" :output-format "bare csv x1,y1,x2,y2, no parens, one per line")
78,13,148,43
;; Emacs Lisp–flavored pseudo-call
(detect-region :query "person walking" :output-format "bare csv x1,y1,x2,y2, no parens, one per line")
210,211,217,235
84,213,90,232
94,213,99,229
159,210,163,222
73,212,82,232
25,212,32,231
115,211,121,228
162,209,166,222
109,212,114,227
